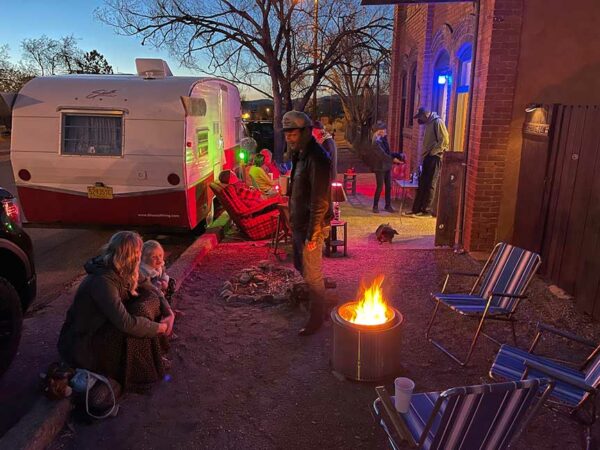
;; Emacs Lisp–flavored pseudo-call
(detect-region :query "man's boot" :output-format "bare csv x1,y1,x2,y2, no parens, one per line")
299,300,324,336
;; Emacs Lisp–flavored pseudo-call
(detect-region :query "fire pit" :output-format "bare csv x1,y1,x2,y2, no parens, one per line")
331,276,403,381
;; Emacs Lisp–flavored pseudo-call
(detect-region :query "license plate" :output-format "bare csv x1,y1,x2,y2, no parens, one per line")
87,185,113,199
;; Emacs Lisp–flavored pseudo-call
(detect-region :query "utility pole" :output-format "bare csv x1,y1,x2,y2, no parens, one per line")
312,0,319,118
375,61,380,123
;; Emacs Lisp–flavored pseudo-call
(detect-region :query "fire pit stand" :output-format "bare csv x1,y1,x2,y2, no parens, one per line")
331,303,403,381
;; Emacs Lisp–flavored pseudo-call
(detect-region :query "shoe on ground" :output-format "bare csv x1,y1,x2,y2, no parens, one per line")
415,211,433,218
384,206,396,213
372,206,380,213
403,211,418,216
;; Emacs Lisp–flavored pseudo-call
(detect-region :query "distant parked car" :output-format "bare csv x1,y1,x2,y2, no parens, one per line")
0,188,36,376
244,121,274,154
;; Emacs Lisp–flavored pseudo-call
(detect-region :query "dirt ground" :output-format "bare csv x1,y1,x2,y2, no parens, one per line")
49,184,600,450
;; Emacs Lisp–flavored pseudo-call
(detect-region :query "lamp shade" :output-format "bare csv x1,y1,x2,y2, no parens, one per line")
331,182,347,202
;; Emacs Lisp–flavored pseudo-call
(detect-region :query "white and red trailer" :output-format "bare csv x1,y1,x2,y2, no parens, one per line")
10,59,241,230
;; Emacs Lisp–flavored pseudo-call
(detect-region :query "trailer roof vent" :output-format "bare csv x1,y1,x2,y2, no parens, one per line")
135,58,173,79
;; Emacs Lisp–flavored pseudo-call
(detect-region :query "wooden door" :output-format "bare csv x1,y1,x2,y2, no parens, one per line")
539,106,600,318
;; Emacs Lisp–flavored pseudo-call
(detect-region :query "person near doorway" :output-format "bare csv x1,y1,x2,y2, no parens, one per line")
407,107,449,217
370,122,405,213
312,120,338,181
283,110,332,336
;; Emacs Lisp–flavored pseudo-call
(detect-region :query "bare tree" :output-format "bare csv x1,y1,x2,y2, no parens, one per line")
0,45,35,92
97,0,392,158
323,21,391,154
20,35,81,76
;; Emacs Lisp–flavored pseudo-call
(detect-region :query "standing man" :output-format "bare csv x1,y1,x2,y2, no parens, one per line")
284,111,332,336
312,120,338,181
407,107,449,217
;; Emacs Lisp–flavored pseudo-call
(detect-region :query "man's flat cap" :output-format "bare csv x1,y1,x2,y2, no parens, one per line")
282,110,312,131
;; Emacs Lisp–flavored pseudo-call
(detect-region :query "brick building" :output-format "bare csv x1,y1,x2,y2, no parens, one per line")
365,0,600,253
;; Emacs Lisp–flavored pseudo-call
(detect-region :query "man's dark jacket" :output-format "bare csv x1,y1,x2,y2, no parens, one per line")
289,136,333,242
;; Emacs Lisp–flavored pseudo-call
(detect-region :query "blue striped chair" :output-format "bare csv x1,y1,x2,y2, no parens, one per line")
490,322,600,448
372,379,554,450
425,242,541,366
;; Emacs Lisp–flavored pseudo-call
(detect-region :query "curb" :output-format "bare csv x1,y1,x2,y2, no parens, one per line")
0,398,72,450
0,218,229,450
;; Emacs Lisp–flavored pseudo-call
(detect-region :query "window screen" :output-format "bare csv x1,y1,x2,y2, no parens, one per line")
62,114,123,156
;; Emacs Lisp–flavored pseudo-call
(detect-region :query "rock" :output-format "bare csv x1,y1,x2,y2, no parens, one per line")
253,274,267,283
239,273,253,284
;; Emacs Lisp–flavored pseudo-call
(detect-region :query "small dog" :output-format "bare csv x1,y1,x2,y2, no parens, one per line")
375,224,399,243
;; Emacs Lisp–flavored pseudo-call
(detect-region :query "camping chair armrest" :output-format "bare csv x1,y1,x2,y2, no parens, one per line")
534,322,597,348
523,361,596,393
374,386,417,447
489,291,528,300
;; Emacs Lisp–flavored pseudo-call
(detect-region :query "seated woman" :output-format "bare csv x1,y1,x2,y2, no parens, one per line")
58,231,173,393
259,149,281,179
218,169,271,209
249,154,279,198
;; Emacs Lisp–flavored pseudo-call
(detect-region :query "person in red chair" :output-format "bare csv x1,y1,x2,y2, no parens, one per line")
218,169,274,209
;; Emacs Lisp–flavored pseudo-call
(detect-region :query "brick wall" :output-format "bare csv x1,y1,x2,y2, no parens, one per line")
463,0,523,251
387,0,523,252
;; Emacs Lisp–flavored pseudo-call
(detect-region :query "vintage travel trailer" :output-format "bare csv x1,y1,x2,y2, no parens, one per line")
10,59,241,230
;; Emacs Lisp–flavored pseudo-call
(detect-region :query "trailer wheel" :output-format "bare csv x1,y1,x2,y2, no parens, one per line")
0,277,23,377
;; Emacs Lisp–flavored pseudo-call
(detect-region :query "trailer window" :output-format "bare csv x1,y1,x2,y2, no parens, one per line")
62,114,123,156
197,128,209,157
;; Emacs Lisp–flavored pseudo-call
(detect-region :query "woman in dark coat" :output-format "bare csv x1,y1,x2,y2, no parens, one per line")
370,122,405,213
58,231,172,392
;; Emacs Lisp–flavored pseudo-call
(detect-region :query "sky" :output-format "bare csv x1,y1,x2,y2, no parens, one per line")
0,0,208,78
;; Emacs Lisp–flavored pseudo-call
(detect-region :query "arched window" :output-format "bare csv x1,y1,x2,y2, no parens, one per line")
453,43,473,151
431,50,451,124
407,65,417,127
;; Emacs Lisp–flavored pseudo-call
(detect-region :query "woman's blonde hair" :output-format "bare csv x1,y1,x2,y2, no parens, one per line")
102,231,143,295
142,239,164,264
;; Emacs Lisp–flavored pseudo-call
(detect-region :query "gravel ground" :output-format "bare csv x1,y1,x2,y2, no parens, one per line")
50,181,600,450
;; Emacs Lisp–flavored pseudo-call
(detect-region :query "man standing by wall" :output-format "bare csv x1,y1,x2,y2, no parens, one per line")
284,111,332,336
407,107,449,217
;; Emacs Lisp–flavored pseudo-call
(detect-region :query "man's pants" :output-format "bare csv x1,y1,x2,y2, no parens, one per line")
412,154,442,214
373,170,392,208
292,229,326,308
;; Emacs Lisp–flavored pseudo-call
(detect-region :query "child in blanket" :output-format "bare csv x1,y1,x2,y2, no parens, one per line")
140,240,176,304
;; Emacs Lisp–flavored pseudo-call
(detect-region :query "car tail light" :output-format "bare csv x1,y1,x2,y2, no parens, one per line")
2,198,22,227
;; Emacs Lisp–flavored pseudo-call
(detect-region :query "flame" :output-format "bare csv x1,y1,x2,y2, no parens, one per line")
345,276,393,326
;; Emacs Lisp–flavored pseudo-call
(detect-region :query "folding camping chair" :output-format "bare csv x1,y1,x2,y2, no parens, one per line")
490,322,600,449
372,378,554,450
425,242,541,366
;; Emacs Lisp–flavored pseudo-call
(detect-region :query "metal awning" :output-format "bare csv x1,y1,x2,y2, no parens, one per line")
362,0,471,4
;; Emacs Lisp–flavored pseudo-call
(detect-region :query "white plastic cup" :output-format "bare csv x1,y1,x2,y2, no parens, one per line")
394,377,415,413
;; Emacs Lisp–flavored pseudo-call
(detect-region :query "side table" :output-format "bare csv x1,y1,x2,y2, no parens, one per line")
343,173,357,196
325,220,348,257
